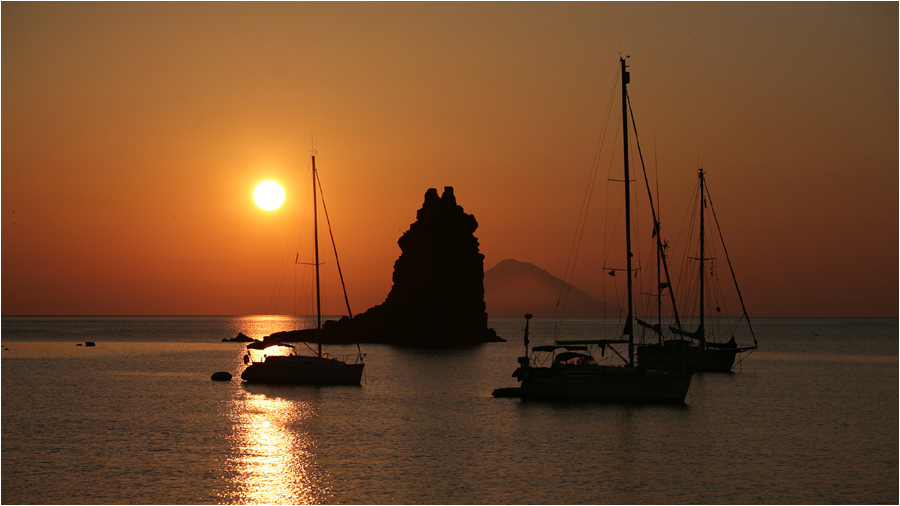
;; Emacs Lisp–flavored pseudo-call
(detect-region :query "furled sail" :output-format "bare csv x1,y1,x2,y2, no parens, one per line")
636,318,661,334
669,324,705,343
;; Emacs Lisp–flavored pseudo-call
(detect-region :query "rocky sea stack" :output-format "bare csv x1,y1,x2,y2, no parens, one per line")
321,186,502,345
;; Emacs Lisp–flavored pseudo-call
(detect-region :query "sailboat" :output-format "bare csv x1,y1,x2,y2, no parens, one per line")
493,58,692,403
636,167,758,372
241,154,365,385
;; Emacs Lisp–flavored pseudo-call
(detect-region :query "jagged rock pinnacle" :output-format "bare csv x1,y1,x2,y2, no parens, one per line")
321,186,502,345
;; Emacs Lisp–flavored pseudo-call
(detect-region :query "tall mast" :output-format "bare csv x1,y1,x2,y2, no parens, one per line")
312,155,322,358
656,220,663,344
621,56,635,366
697,167,706,348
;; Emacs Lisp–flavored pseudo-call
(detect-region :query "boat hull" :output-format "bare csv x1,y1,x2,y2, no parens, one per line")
516,365,691,403
241,355,364,385
637,344,736,372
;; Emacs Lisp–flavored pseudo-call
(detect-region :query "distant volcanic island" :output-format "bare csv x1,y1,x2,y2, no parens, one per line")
272,186,503,346
483,258,623,317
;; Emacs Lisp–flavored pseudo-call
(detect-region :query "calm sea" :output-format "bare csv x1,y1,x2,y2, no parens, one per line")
2,316,897,504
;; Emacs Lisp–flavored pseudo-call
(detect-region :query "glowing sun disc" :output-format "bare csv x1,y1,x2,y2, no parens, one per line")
254,181,285,211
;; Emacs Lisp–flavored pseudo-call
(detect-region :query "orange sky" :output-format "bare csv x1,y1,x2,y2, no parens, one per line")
2,2,897,317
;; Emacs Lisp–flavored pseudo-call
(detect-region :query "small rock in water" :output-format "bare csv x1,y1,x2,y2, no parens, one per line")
211,371,233,381
223,332,255,343
491,387,522,398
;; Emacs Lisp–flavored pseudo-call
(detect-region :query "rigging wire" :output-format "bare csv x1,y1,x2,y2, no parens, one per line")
292,163,316,320
626,94,682,332
314,167,364,359
267,210,296,314
552,63,621,339
268,176,310,315
704,178,758,345
671,176,701,324
314,169,354,318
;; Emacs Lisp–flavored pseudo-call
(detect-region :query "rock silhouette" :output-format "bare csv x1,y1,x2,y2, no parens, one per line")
222,332,255,343
309,186,502,345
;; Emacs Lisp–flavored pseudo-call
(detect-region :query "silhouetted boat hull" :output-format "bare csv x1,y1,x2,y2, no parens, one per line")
241,355,364,385
635,166,758,372
240,153,365,385
638,341,737,373
493,59,696,404
515,364,691,402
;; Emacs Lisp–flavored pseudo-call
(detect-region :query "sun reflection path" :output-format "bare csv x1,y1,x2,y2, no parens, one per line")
216,392,332,505
231,315,314,341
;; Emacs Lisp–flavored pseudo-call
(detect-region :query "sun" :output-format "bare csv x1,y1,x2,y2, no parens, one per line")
253,180,285,211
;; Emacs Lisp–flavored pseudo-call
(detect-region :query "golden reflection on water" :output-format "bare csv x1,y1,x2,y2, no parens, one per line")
218,391,331,505
232,315,315,340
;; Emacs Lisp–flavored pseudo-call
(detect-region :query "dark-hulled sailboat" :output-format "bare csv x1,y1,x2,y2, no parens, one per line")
493,58,692,402
636,167,758,372
241,154,364,385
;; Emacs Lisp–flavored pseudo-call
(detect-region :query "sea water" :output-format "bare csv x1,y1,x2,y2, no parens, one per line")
1,316,897,504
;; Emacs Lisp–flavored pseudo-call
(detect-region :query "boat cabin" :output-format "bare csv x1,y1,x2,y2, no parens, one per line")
245,341,295,364
553,352,597,367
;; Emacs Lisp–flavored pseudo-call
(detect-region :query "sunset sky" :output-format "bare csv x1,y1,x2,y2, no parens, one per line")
3,2,897,317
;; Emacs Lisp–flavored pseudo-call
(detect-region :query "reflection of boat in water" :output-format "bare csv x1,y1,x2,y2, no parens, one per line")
241,154,364,385
636,168,758,373
494,58,691,403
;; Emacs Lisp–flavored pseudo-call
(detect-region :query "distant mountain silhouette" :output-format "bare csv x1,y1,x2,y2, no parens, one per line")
484,259,623,317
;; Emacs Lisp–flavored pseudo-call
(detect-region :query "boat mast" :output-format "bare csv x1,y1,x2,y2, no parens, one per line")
697,167,706,348
621,56,635,366
656,221,663,344
312,154,323,358
523,313,532,359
